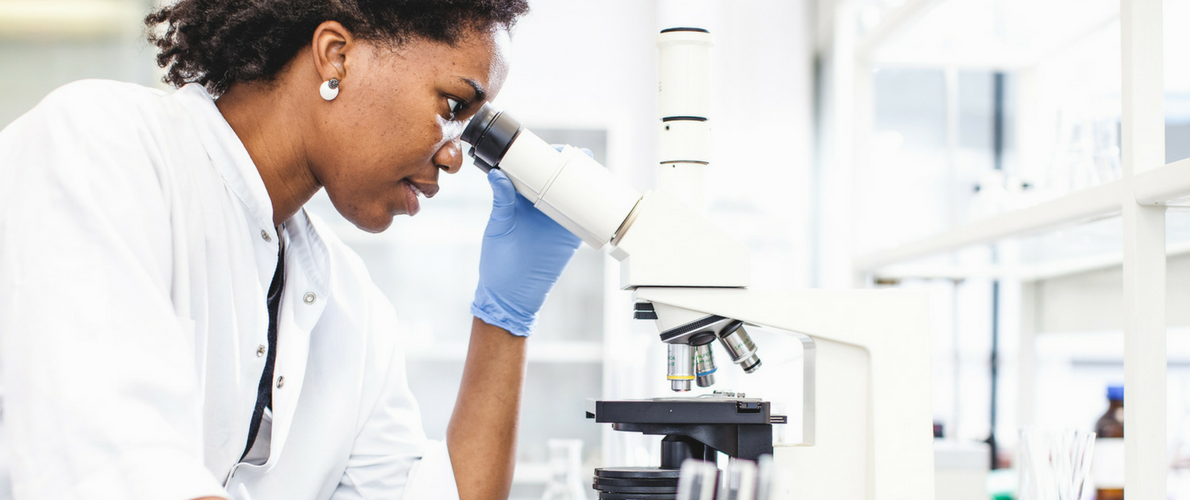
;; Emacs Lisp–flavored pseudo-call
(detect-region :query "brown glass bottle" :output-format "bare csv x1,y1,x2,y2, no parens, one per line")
1094,385,1125,500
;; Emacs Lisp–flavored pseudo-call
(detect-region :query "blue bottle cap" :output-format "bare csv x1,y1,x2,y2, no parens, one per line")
1107,385,1124,402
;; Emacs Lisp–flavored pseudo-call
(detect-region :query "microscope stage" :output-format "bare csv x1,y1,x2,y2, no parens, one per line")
586,396,785,426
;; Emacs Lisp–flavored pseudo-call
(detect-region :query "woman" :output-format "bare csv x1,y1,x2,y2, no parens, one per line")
0,1,582,499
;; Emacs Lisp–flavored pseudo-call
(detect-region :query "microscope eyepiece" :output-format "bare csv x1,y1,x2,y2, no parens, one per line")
461,103,523,171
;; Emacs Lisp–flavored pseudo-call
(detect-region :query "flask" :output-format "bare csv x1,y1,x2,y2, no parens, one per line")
1093,385,1125,500
541,439,587,500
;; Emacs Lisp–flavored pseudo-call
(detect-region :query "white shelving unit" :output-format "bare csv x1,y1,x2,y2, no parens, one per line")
831,0,1174,495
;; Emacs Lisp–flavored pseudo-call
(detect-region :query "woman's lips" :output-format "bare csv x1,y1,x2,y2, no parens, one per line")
404,180,422,215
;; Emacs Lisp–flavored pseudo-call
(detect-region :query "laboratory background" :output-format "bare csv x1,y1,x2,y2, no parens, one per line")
4,0,1190,498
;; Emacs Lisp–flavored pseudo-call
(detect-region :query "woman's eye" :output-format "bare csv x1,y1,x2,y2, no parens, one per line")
446,98,464,117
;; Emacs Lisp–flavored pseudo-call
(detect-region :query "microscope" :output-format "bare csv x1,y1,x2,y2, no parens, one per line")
462,26,937,500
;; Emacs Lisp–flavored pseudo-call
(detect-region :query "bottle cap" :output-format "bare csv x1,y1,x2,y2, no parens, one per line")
1107,385,1124,402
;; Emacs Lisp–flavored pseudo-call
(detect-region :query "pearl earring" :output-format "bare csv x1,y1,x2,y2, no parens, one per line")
320,78,340,101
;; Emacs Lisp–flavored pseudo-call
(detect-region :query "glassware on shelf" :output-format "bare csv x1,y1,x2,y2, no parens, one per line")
541,439,588,500
1046,109,1123,199
1017,427,1096,500
1092,385,1125,500
1091,117,1122,183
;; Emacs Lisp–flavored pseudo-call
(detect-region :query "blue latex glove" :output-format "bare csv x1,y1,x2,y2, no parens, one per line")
471,166,583,336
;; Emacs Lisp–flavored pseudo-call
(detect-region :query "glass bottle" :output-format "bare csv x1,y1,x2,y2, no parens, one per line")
541,439,587,500
1093,385,1125,500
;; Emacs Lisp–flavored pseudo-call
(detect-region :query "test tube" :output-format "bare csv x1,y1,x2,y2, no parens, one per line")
719,459,759,500
676,459,719,500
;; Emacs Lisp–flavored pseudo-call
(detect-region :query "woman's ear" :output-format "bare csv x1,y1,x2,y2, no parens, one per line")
311,21,353,82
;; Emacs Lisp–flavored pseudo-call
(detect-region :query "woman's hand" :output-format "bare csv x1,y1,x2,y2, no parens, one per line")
470,167,582,336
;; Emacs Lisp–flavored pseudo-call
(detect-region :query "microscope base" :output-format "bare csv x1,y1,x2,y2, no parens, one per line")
592,467,681,500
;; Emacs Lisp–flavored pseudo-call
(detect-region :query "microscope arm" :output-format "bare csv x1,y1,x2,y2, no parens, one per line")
634,287,935,500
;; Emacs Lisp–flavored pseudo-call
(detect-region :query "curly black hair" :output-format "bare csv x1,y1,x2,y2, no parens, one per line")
146,0,529,95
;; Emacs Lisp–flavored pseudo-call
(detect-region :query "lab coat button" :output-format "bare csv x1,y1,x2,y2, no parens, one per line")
261,229,271,242
303,292,316,304
256,345,266,357
277,376,285,388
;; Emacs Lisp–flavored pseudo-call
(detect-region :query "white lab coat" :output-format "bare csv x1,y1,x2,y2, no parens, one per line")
0,80,460,500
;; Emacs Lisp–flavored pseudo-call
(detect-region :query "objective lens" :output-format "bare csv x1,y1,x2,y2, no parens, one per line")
693,343,717,388
718,321,761,373
667,343,694,392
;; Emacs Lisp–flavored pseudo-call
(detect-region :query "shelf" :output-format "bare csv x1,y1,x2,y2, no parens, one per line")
860,0,1119,70
868,10,1118,70
854,180,1125,273
1037,327,1190,364
856,157,1190,280
871,240,1190,281
1135,157,1190,205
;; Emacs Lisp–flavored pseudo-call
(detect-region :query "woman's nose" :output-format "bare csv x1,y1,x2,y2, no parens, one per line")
434,139,464,174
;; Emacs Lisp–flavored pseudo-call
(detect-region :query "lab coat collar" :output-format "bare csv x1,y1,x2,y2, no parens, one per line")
172,84,331,298
172,82,332,327
173,83,276,241
282,211,330,323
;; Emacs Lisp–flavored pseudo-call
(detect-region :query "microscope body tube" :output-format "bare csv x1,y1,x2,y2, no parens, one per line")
657,28,712,211
657,29,711,124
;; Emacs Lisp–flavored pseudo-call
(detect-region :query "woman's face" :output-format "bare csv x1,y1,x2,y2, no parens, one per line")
310,27,510,232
